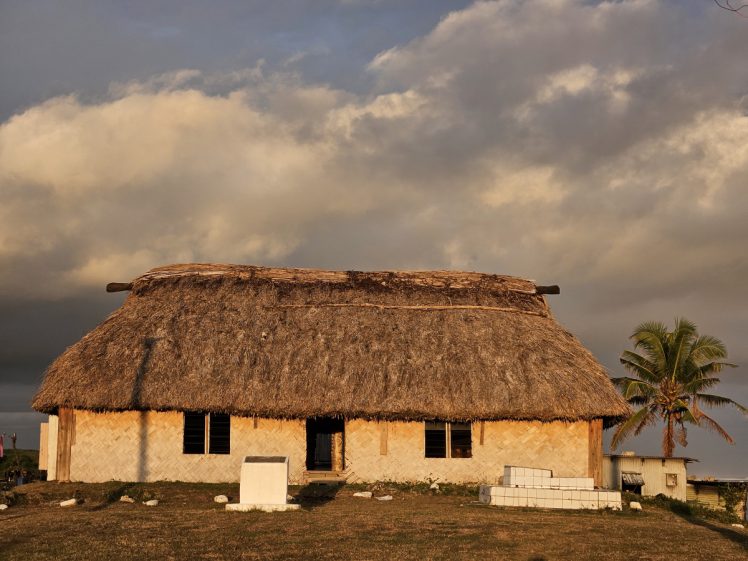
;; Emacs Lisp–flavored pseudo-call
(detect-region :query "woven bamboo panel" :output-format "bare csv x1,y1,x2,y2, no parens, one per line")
344,419,589,484
68,411,307,483
65,410,588,485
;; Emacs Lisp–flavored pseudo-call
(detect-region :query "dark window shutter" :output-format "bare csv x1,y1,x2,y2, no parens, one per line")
450,422,472,458
209,413,231,454
425,421,447,458
183,412,205,454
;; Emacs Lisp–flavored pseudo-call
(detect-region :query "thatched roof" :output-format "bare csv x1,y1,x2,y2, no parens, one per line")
33,264,630,424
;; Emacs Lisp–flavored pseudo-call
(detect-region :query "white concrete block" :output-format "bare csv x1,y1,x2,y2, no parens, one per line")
550,478,559,487
553,499,563,509
572,490,581,501
238,456,291,506
562,490,573,500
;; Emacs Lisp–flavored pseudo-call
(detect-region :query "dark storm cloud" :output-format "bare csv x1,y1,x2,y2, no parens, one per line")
0,0,746,473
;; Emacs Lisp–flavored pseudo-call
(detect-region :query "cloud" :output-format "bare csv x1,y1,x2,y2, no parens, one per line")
1,1,748,307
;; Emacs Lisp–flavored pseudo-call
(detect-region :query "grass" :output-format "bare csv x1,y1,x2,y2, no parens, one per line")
0,481,746,560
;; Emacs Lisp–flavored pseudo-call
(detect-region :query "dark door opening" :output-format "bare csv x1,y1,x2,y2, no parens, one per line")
306,418,344,471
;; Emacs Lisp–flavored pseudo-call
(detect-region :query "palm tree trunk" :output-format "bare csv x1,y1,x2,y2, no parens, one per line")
663,414,674,457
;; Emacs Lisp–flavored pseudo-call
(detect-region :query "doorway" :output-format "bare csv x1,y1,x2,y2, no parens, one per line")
306,418,344,471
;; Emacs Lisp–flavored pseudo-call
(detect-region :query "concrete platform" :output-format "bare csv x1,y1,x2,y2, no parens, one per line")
225,503,301,512
479,485,622,510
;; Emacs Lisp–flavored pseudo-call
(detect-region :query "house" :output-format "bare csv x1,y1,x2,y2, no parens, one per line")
33,264,630,485
687,478,748,521
602,453,696,501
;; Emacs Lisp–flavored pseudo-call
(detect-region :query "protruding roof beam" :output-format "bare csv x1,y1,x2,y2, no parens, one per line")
536,285,560,295
106,282,133,293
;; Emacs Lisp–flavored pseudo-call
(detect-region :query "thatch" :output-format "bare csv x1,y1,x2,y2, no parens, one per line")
33,264,630,425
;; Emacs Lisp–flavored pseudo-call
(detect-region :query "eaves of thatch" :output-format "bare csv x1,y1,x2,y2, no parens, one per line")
32,264,631,426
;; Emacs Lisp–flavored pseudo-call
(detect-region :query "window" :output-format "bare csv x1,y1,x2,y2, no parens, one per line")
666,473,678,487
209,413,231,454
425,422,447,458
424,421,472,458
183,412,231,455
450,422,472,458
183,412,205,454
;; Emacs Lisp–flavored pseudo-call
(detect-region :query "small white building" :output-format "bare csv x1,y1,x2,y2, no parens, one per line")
602,453,696,501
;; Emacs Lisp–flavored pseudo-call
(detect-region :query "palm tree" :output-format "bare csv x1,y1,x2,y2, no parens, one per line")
611,318,746,457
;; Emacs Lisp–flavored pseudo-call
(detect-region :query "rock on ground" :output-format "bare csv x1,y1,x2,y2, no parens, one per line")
731,523,744,529
430,483,440,491
0,504,8,511
60,498,78,507
119,496,135,503
629,502,642,511
143,499,159,506
376,495,393,501
353,491,373,498
214,495,229,504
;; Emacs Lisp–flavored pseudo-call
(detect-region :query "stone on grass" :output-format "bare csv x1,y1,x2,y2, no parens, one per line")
731,523,744,529
629,501,642,511
376,495,393,501
0,504,8,511
60,498,78,507
119,495,135,503
430,482,440,491
214,495,229,504
353,491,373,498
143,499,159,507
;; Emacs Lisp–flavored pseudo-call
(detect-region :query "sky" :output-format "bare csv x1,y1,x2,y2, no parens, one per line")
0,0,746,477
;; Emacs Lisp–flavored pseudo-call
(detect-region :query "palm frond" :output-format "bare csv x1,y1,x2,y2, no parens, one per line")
692,410,735,444
630,321,668,364
688,335,728,364
619,351,662,383
675,422,688,447
668,317,698,382
695,393,748,414
611,406,655,450
611,376,656,397
683,376,721,393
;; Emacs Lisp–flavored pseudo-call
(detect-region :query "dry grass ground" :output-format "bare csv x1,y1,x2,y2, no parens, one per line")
1,481,746,561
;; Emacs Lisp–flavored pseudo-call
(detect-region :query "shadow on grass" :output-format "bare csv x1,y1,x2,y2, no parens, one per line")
673,512,747,552
294,482,342,510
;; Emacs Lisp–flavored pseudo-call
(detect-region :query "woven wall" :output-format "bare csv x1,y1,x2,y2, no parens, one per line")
63,410,589,484
68,410,307,483
344,419,590,484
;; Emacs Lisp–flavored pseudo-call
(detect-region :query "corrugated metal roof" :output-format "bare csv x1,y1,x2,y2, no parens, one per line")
622,472,645,486
606,454,698,462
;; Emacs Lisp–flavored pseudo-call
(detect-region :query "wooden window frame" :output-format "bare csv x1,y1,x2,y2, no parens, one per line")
183,412,231,455
424,421,472,459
